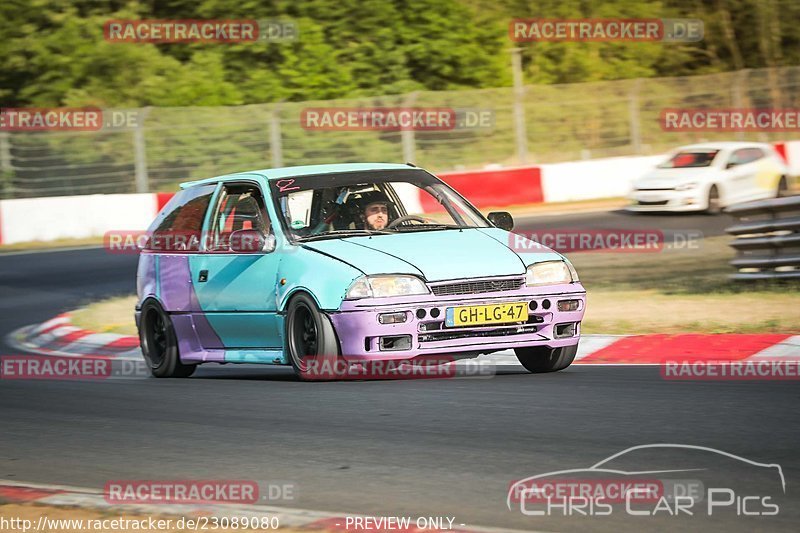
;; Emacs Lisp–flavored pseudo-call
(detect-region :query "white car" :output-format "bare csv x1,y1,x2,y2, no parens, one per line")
627,142,790,213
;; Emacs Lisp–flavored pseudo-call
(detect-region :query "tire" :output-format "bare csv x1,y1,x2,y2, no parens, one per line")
139,300,197,378
285,293,342,381
515,344,578,373
776,176,789,198
705,185,721,215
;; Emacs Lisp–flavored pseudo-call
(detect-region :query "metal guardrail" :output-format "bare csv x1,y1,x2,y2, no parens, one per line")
725,195,800,280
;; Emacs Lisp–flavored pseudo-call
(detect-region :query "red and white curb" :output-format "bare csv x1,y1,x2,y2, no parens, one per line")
0,480,535,533
7,313,141,359
7,314,800,366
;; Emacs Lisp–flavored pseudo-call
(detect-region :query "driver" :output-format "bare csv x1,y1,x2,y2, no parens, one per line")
358,190,393,231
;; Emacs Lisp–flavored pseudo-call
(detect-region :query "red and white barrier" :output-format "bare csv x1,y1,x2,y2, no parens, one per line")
0,193,157,245
539,155,663,203
435,166,543,209
772,140,800,176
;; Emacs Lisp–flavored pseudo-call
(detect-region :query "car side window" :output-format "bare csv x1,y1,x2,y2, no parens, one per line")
746,148,765,162
282,189,315,230
147,185,215,252
728,148,763,168
208,184,272,252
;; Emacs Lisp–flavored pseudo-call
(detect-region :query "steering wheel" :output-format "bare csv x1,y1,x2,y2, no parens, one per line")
387,215,432,229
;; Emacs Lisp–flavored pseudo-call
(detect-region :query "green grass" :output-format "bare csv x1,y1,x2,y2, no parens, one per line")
71,296,138,336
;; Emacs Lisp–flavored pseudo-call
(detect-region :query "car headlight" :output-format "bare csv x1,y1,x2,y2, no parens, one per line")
345,275,430,299
674,182,698,191
525,260,576,286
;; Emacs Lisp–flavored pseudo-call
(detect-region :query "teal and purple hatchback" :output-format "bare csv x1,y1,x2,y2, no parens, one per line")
135,163,586,380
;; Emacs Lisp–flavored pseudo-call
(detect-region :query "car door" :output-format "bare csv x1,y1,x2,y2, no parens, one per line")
749,147,781,200
737,147,767,201
141,183,216,315
722,148,757,204
190,181,283,350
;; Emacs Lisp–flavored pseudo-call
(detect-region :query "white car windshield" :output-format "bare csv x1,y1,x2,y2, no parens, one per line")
658,150,720,168
270,169,490,241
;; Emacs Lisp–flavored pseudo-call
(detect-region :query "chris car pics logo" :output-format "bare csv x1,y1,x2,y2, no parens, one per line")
508,444,784,518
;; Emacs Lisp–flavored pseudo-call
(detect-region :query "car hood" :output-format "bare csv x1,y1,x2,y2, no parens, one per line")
301,227,563,282
635,167,715,188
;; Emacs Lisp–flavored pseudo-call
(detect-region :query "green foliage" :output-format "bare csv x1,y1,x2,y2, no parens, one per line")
0,0,509,107
3,0,800,196
5,0,797,109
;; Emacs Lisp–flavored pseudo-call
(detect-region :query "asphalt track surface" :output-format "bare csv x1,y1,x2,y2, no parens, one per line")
515,207,735,239
1,209,798,532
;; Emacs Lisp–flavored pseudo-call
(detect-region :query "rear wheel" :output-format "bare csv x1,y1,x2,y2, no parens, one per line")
139,300,196,378
286,293,342,381
776,176,789,198
515,344,578,373
705,185,721,214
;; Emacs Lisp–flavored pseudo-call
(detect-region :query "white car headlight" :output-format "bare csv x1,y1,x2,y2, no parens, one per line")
525,260,576,286
674,182,698,191
345,275,430,299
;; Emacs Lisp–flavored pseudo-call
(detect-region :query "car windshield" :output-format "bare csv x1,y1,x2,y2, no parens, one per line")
657,150,720,168
269,169,490,241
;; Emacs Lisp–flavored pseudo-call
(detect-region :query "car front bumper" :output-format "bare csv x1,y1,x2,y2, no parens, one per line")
625,188,706,212
329,281,586,362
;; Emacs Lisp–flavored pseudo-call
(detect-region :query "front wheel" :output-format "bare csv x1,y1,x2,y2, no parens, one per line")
139,300,196,378
515,344,578,373
705,185,721,215
286,293,342,381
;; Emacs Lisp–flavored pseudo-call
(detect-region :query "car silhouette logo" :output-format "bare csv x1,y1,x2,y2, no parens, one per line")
507,443,786,510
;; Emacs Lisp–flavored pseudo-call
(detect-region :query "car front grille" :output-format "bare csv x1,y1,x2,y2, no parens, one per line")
430,277,525,297
419,324,539,343
637,200,669,206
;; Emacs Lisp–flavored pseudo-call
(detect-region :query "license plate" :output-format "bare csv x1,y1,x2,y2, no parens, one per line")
445,302,528,327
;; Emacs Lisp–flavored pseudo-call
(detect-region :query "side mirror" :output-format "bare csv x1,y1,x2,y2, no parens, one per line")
229,230,275,253
487,211,514,231
726,161,738,169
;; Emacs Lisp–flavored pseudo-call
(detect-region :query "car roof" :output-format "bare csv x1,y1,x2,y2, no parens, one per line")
674,141,774,152
180,163,415,189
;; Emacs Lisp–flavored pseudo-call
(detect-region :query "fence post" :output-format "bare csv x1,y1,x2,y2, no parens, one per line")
133,107,150,193
401,92,418,163
270,105,283,168
629,79,642,154
510,48,529,164
731,69,749,141
0,132,12,198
